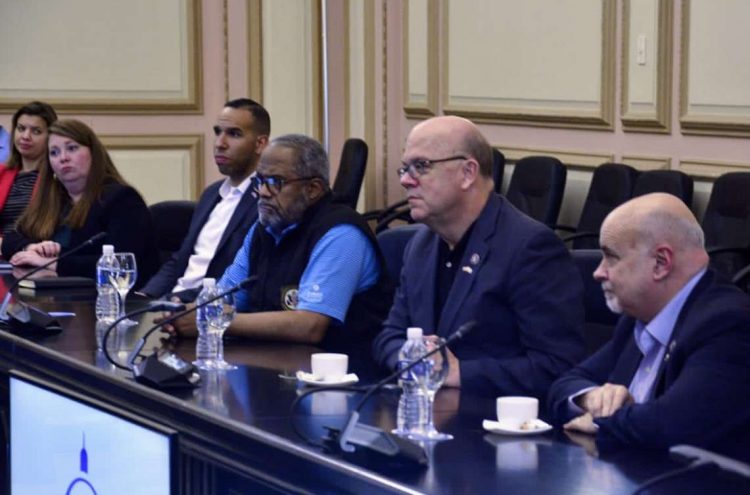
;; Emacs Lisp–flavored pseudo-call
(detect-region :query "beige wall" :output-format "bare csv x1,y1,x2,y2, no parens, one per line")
3,0,750,223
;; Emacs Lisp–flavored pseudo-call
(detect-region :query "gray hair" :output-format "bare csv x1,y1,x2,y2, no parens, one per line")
270,134,330,183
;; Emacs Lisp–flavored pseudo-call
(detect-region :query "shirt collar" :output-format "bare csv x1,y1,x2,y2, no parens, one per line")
219,174,253,199
637,268,707,346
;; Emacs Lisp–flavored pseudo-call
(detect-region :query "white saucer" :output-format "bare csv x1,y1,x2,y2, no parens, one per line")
295,370,359,387
482,418,553,436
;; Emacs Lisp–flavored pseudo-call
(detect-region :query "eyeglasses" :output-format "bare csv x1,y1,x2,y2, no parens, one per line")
397,155,467,179
250,173,318,195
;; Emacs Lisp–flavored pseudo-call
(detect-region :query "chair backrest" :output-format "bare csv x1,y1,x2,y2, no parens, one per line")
492,148,506,194
632,169,694,207
505,155,566,227
570,249,619,355
149,200,196,265
332,138,368,209
572,162,639,249
376,224,422,284
702,172,750,277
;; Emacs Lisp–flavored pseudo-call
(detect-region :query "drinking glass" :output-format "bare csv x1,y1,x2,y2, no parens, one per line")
205,287,236,370
411,336,452,441
110,252,138,325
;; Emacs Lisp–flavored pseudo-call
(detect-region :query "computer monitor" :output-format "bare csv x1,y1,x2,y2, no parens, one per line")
10,372,176,494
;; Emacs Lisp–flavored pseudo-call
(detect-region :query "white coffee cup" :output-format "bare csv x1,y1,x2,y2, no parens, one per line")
496,396,538,428
310,353,348,382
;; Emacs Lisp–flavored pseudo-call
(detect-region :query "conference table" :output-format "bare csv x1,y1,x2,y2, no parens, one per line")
0,277,748,494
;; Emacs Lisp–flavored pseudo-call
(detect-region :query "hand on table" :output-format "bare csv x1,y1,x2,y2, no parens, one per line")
153,301,197,337
563,412,599,435
10,250,57,271
24,241,61,258
576,383,633,418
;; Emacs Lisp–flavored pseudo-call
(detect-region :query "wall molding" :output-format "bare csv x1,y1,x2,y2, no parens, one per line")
403,0,439,118
442,0,616,130
0,0,202,114
679,158,750,180
497,145,614,169
101,134,204,200
621,154,671,170
679,0,750,137
621,0,672,133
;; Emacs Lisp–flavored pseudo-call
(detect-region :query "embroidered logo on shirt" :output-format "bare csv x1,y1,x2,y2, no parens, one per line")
300,283,324,304
281,286,299,310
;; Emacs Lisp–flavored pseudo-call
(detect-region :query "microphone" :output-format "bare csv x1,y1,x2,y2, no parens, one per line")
0,232,106,333
128,276,257,390
318,321,477,466
99,300,187,371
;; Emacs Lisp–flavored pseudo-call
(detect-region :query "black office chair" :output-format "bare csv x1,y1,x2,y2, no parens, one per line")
492,148,506,194
632,169,694,207
332,138,368,209
376,224,422,284
702,172,750,279
557,163,638,249
505,156,566,227
570,249,619,355
149,200,196,265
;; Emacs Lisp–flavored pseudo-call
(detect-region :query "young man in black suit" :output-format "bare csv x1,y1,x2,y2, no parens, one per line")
140,98,270,301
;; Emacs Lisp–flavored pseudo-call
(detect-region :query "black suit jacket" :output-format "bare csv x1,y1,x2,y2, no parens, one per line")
372,193,585,399
1,183,159,290
548,270,750,461
142,179,258,299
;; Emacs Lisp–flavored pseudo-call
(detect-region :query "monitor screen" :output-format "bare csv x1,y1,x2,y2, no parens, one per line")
10,373,175,495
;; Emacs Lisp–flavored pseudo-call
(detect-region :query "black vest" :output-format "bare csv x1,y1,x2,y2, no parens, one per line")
248,194,394,353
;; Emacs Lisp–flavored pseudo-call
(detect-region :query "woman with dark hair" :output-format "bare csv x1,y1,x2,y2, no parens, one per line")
0,101,58,238
2,119,159,289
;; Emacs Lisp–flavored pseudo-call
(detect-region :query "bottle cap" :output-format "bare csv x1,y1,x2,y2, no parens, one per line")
202,277,216,288
406,327,423,340
102,244,114,255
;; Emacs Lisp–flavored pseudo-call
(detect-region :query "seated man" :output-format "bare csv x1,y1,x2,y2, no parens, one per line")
140,98,269,301
168,134,392,352
372,116,585,399
548,193,750,460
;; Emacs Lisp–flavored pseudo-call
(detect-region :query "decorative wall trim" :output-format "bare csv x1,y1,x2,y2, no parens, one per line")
247,0,264,102
442,0,616,130
680,0,750,136
403,0,439,118
101,134,204,200
679,158,750,180
497,145,614,169
621,154,671,170
0,0,202,114
621,0,672,133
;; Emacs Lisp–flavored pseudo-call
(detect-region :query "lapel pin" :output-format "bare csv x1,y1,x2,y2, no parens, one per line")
470,253,480,265
669,340,677,352
462,266,473,274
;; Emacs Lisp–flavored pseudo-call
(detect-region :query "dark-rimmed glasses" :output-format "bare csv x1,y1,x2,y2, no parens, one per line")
397,155,467,179
250,173,318,195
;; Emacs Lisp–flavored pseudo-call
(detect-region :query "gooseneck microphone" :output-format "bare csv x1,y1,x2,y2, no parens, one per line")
126,276,257,390
292,321,477,466
0,232,106,332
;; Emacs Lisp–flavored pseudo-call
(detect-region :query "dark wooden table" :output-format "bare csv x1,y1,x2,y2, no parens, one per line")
1,280,748,494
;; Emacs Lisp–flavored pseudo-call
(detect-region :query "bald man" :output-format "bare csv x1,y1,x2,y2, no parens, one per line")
372,116,585,399
549,193,750,459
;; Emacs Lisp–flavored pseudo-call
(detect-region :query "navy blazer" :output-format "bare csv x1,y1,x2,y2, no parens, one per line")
548,269,750,461
372,194,585,399
1,183,159,290
142,179,258,299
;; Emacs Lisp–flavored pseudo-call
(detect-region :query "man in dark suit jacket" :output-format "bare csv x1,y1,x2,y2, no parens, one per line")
548,193,750,460
372,116,585,399
140,98,270,301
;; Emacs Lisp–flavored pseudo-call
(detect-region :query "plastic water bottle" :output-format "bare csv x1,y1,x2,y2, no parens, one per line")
394,327,429,437
194,278,217,365
95,244,120,323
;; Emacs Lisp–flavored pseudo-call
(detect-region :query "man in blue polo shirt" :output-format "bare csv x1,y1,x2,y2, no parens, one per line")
168,134,392,350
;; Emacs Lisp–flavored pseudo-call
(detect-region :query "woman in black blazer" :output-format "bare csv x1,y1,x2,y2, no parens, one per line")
2,119,158,289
